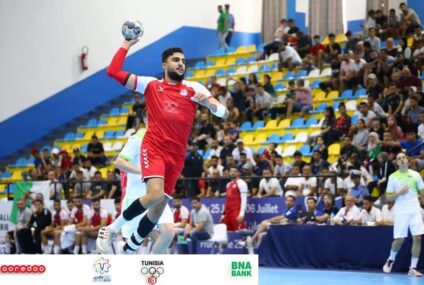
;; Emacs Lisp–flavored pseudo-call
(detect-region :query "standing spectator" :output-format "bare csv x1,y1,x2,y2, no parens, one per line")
257,168,283,197
285,79,313,118
17,199,51,254
185,197,214,254
356,196,382,225
224,4,235,47
278,41,302,70
221,167,247,231
325,33,342,62
5,200,32,254
216,5,229,51
87,135,107,166
399,2,422,37
48,170,64,200
334,195,361,225
367,28,381,52
183,142,204,197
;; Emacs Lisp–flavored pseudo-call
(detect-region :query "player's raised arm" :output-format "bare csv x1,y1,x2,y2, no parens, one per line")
106,40,139,90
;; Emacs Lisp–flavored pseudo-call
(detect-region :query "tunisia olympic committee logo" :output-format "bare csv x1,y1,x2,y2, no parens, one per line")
140,260,165,285
92,257,111,282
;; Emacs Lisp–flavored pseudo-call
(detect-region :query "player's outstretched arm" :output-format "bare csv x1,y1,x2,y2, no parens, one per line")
106,39,139,90
192,93,229,119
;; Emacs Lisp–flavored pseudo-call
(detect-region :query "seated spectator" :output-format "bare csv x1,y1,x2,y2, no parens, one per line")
367,132,382,161
396,67,421,98
383,10,400,39
295,30,312,58
385,38,399,57
333,195,361,225
320,193,340,224
356,196,382,225
241,162,260,196
226,97,240,123
406,95,424,129
285,79,313,118
299,197,324,224
418,111,424,140
173,195,190,235
365,74,383,101
380,200,395,225
228,79,246,113
206,75,221,91
286,19,300,36
315,107,337,146
216,86,231,107
386,115,404,141
248,73,259,86
310,35,326,68
219,135,235,165
323,173,345,197
87,135,107,166
375,152,396,196
245,195,297,254
364,9,377,31
5,200,32,254
333,103,352,138
347,170,370,205
352,119,369,151
257,168,283,197
258,18,288,60
366,28,381,52
253,84,272,120
284,166,303,197
253,153,272,176
184,197,214,254
325,33,342,63
127,94,145,130
399,2,422,37
292,151,307,172
72,148,86,165
274,154,290,177
72,170,91,197
59,149,72,171
310,150,330,175
367,94,386,120
262,74,275,95
401,131,424,170
299,165,318,197
347,52,366,89
40,199,68,254
106,171,121,199
355,102,377,128
312,136,329,161
278,41,302,70
232,139,254,165
382,82,404,119
74,199,108,254
194,113,216,151
48,170,64,200
17,199,52,254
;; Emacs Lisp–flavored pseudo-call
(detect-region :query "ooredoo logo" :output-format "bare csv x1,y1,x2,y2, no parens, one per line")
1,265,46,274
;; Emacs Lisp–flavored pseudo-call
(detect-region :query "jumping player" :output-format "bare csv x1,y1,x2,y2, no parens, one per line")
97,38,228,254
220,166,247,231
383,152,424,277
113,110,175,254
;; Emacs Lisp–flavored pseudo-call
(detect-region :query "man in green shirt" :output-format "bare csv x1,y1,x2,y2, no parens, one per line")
383,152,424,277
217,5,229,51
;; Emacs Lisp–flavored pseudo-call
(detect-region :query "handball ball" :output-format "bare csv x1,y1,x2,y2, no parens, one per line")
122,20,143,40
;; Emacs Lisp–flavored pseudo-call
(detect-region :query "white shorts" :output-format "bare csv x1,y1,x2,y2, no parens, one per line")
394,209,424,239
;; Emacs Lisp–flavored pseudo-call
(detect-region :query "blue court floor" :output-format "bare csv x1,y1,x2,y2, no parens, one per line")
259,267,422,285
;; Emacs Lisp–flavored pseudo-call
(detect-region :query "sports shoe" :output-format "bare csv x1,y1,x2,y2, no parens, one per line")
116,241,128,254
408,268,423,277
383,259,393,273
96,227,117,254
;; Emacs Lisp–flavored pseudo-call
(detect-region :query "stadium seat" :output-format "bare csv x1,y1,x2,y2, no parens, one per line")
113,141,123,151
299,145,312,156
314,91,327,102
271,72,284,81
267,53,279,62
251,120,265,130
123,128,135,138
87,119,98,128
335,34,347,43
242,134,255,145
308,69,320,78
310,79,321,89
103,142,113,152
116,117,127,125
288,118,304,129
215,58,226,67
83,131,94,140
104,131,115,139
2,171,12,179
310,103,328,114
247,56,256,63
247,45,256,52
280,133,295,143
206,61,215,68
277,119,291,128
354,88,367,97
239,121,252,132
80,144,88,152
269,63,278,71
194,61,205,69
274,83,285,91
328,143,341,155
263,119,278,129
326,91,339,101
293,132,308,143
295,70,308,80
226,67,236,75
346,100,357,111
63,132,75,141
109,108,120,116
41,145,52,152
282,145,296,157
333,102,341,110
256,43,265,51
115,130,125,137
302,117,319,128
351,115,359,125
320,68,332,77
215,69,226,77
247,64,258,73
254,133,268,144
14,157,27,167
76,132,84,139
259,64,269,73
235,58,246,65
233,66,247,75
264,134,282,144
186,70,194,78
283,71,295,80
339,89,353,100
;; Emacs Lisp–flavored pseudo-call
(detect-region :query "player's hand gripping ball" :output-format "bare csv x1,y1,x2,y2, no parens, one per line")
122,20,144,40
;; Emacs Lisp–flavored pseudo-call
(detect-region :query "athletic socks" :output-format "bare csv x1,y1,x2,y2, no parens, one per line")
123,215,157,253
73,245,80,254
82,245,87,254
110,199,147,233
53,245,60,254
389,250,398,261
411,257,419,268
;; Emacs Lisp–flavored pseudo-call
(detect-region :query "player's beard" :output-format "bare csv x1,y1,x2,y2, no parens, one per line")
167,69,185,81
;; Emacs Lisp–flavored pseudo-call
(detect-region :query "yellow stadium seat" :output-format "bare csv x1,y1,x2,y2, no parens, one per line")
407,37,414,47
328,143,341,155
83,131,94,140
254,133,268,144
225,58,236,66
335,34,347,43
235,46,247,53
278,119,291,128
264,119,278,129
215,58,226,67
271,72,284,81
99,167,108,178
242,134,255,145
314,91,327,102
194,70,205,78
93,131,104,139
322,36,330,45
107,117,118,125
205,69,215,77
116,117,127,125
247,45,256,52
11,171,23,180
326,91,340,101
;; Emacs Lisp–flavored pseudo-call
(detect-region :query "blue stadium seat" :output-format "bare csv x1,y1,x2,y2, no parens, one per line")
251,120,265,130
240,121,252,131
14,157,27,167
109,108,120,116
120,107,129,114
299,145,312,156
76,132,84,139
259,65,269,72
420,73,424,80
310,103,328,114
295,70,308,80
235,58,246,65
265,134,282,144
80,144,88,153
288,118,304,129
203,149,212,159
227,47,236,53
98,119,107,125
115,130,125,137
226,67,236,75
280,133,295,143
351,115,359,125
87,119,98,128
269,63,278,71
310,80,321,89
206,61,215,68
257,147,265,155
339,89,353,100
2,171,12,179
274,83,285,91
283,71,295,80
63,132,75,141
194,61,205,69
333,102,341,110
41,145,51,152
301,117,318,128
215,69,226,77
257,43,265,51
247,56,256,63
104,131,115,139
211,49,225,56
197,149,204,156
186,70,194,78
354,88,367,97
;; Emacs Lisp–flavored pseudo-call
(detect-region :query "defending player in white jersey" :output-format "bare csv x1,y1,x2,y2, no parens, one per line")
111,110,174,254
383,152,424,277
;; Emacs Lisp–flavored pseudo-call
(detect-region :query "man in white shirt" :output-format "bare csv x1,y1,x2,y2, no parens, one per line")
356,196,382,225
354,102,377,128
380,200,395,226
279,41,302,70
383,152,424,277
366,28,381,52
254,85,272,120
232,139,254,165
257,168,283,197
324,173,345,196
418,111,424,141
334,195,361,225
284,166,304,197
207,155,224,177
274,155,290,177
299,165,317,196
82,159,97,179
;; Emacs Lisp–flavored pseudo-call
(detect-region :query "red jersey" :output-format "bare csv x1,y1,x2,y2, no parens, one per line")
173,205,190,223
89,209,108,227
134,77,211,155
310,43,326,55
224,178,248,216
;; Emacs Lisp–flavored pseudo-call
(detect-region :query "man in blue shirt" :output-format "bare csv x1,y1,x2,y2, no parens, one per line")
243,195,298,254
401,131,424,171
225,4,235,47
300,197,324,224
348,170,370,205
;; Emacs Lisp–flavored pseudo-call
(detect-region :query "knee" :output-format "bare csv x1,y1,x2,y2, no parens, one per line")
161,225,176,241
147,191,165,205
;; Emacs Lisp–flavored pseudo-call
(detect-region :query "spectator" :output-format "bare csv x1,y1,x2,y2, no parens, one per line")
87,171,106,201
59,149,72,171
364,10,377,31
128,94,145,130
345,31,360,53
216,5,229,50
216,86,232,107
253,153,272,176
406,95,424,129
356,102,378,128
292,151,307,172
340,136,359,162
278,41,302,70
397,67,421,98
382,82,404,119
286,19,300,36
399,2,422,37
74,199,108,254
263,74,275,95
367,94,386,120
334,195,361,225
348,53,367,89
253,84,272,120
401,131,424,170
224,4,235,46
366,28,381,52
257,168,283,197
418,111,424,140
207,75,221,91
48,170,64,200
87,135,107,166
352,119,369,151
194,113,216,150
296,30,312,58
207,155,224,177
339,52,353,91
228,79,245,113
299,197,324,224
285,79,313,118
310,35,326,68
209,139,222,158
299,165,318,197
106,171,121,199
386,115,403,141
72,148,86,165
226,97,240,123
245,195,297,254
325,33,342,62
380,200,395,226
185,197,214,254
17,199,52,254
183,142,204,197
323,172,345,196
40,199,68,254
232,139,254,165
221,167,248,231
258,19,288,60
320,193,340,224
375,152,396,196
310,150,330,175
5,200,32,254
284,166,303,197
312,136,329,161
242,162,260,196
384,9,400,39
317,107,337,145
347,170,370,205
207,167,225,197
173,195,190,235
219,135,235,165
333,103,352,138
274,154,290,177
72,170,91,197
367,132,382,161
369,118,385,139
356,196,382,225
82,159,97,179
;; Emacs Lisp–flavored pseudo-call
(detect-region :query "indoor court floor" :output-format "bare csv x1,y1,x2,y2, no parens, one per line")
259,267,422,285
